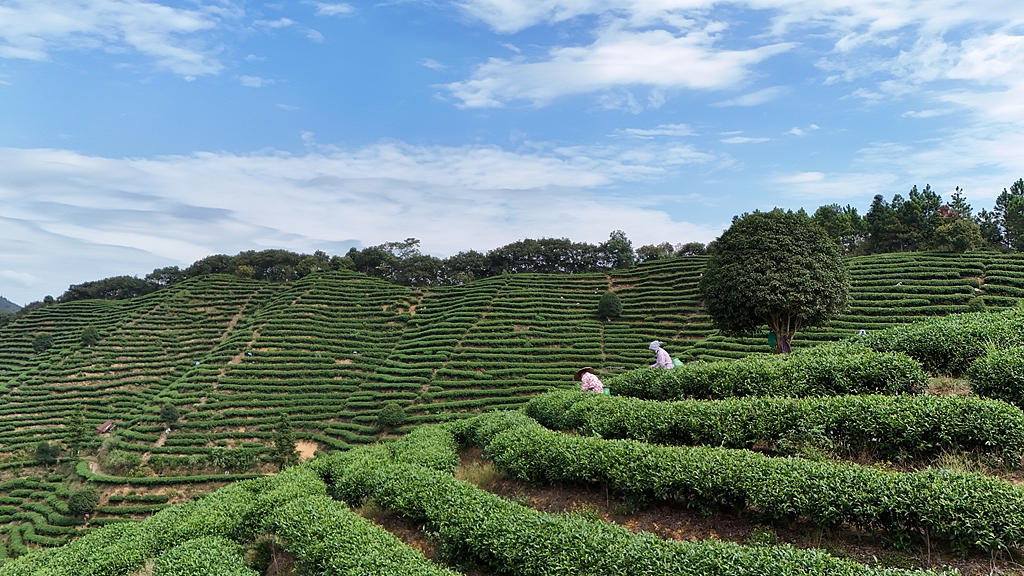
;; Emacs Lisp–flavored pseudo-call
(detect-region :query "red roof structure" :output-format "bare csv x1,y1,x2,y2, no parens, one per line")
96,420,115,434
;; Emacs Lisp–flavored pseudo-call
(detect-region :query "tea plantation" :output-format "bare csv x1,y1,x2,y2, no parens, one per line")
3,250,1024,572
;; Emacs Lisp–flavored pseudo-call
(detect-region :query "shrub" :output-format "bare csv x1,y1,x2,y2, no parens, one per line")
608,342,926,400
526,390,1024,465
159,403,180,425
32,334,53,353
154,536,257,576
466,411,1024,554
80,326,100,346
34,442,60,465
968,348,1024,407
67,487,100,516
862,308,1024,375
377,402,407,429
597,291,622,319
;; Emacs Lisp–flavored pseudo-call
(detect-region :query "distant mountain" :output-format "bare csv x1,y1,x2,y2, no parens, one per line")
0,296,20,313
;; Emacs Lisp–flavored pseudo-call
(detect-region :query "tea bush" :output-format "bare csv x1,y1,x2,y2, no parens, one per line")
465,411,1024,553
863,308,1024,375
526,390,1024,464
608,342,926,400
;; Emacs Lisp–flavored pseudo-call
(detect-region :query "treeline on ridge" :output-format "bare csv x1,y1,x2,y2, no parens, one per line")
9,177,1022,314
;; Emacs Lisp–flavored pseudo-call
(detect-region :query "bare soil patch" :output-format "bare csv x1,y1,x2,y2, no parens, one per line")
295,439,319,461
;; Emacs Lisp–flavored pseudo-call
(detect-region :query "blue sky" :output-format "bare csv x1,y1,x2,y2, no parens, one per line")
2,0,1024,305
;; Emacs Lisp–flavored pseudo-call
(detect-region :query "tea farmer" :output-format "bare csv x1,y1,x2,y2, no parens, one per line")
575,367,604,393
649,341,674,369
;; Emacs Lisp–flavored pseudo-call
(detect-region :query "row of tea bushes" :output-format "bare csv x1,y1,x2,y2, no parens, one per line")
311,425,949,576
862,307,1024,375
607,342,927,400
526,390,1024,464
461,411,1024,553
0,466,456,576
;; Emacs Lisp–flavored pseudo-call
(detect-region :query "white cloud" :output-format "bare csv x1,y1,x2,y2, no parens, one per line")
618,124,696,138
277,103,299,110
239,75,274,87
787,127,804,136
712,85,790,107
305,29,325,42
254,18,295,29
901,109,949,118
0,143,724,303
0,0,227,76
314,3,354,16
445,23,795,107
721,136,769,144
421,58,447,71
770,170,900,200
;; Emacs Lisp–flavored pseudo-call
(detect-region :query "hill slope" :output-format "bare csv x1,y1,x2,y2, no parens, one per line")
0,297,19,314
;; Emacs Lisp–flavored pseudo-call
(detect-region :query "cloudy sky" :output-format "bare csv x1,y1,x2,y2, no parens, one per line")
2,0,1023,305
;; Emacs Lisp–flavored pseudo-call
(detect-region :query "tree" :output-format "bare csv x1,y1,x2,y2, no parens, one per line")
934,219,983,253
812,204,865,253
698,209,849,353
377,402,406,430
67,487,100,517
81,326,100,346
995,179,1024,250
597,291,622,319
32,333,53,353
599,230,635,269
34,441,60,465
65,406,90,456
270,412,297,470
159,403,180,426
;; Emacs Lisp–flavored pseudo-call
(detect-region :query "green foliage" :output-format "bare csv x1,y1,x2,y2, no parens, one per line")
67,487,100,516
270,413,297,470
154,536,257,576
597,290,622,319
933,219,983,252
60,276,159,302
159,403,180,425
317,435,944,576
80,326,100,346
33,442,60,465
968,348,1024,407
699,209,849,352
812,204,865,253
377,402,407,429
863,307,1024,375
608,342,926,400
527,390,1024,464
468,410,1024,554
32,333,53,353
64,406,90,456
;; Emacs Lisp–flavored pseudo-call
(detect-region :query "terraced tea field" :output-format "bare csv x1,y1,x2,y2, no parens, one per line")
2,250,1024,559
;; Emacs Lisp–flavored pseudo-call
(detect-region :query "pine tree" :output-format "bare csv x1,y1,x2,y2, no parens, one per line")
271,412,297,471
66,406,90,456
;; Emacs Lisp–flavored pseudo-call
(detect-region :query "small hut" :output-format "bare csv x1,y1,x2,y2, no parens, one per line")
96,420,116,434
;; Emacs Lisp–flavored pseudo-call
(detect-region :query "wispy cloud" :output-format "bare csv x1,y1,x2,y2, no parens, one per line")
313,3,354,16
712,86,790,107
421,58,447,71
618,124,696,138
0,144,723,303
0,0,228,76
239,75,274,87
445,23,795,107
721,136,769,144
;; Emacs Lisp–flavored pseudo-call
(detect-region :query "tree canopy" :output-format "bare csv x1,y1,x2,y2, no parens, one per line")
699,209,849,353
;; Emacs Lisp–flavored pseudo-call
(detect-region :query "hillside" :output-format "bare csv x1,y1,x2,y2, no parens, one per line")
0,298,19,314
1,250,1024,554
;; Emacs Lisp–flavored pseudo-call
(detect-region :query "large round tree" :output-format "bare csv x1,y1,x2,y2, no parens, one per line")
699,209,849,353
